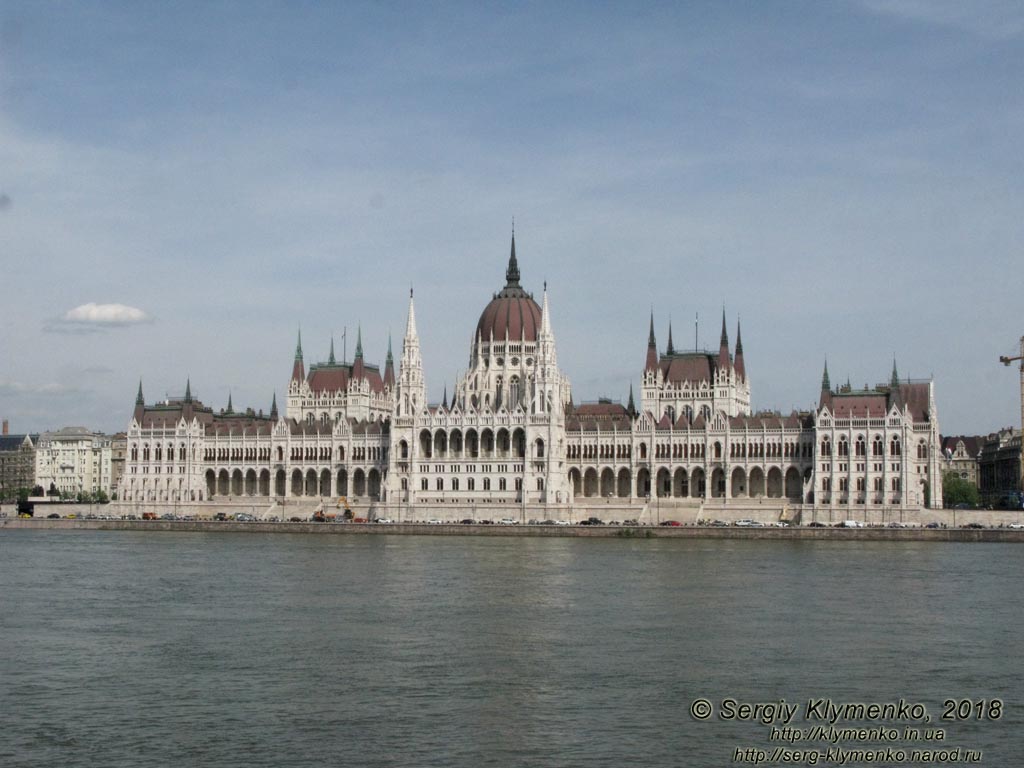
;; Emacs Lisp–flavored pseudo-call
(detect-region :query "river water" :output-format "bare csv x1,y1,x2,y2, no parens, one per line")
1,531,1021,767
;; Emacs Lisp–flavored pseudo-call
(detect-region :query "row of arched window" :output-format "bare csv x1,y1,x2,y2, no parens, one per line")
131,443,192,462
418,476,542,492
822,435,913,458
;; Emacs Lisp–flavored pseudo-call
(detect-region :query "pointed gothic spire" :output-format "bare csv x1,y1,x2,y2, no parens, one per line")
136,379,144,406
890,357,899,388
442,384,448,410
505,226,521,289
717,309,731,371
405,289,418,341
354,326,363,359
226,391,234,415
734,319,746,380
328,335,336,365
540,282,552,336
291,329,306,382
821,359,831,392
383,332,396,389
667,320,675,356
645,311,658,372
184,378,192,403
627,383,637,418
270,391,278,419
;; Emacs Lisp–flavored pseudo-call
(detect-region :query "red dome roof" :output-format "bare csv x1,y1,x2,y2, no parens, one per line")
475,233,542,342
476,294,542,342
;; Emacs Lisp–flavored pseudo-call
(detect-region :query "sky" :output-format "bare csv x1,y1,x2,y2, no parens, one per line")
1,1,1022,437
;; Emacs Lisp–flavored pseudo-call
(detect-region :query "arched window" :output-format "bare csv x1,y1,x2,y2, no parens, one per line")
820,438,831,456
452,478,459,491
537,477,544,491
838,437,848,457
890,437,901,456
509,376,520,408
855,436,865,457
483,477,491,491
421,478,428,490
468,477,476,491
535,438,545,458
872,436,884,456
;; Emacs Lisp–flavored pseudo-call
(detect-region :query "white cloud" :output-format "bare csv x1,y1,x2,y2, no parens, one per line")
63,303,150,326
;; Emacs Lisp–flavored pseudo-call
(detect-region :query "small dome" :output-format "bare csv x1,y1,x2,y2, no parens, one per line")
475,233,542,342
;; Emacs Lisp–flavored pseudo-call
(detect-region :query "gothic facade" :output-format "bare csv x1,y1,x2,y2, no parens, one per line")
119,235,943,514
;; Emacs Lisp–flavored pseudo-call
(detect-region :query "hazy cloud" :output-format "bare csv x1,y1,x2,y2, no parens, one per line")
63,303,150,326
0,193,11,211
0,378,79,396
860,0,1024,39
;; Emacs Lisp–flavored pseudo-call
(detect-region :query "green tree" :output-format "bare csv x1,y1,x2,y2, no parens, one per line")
943,472,980,507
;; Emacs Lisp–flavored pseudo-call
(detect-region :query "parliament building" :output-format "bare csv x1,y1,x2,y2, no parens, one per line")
120,235,944,517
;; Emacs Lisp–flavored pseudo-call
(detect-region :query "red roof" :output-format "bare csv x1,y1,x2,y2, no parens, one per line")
659,353,716,385
307,363,385,394
476,294,542,342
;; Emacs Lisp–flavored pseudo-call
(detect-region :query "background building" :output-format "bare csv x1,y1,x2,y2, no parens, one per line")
941,435,983,486
0,421,39,501
978,428,1022,503
35,427,113,497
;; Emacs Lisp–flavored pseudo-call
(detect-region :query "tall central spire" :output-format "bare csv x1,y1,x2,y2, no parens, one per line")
505,226,521,288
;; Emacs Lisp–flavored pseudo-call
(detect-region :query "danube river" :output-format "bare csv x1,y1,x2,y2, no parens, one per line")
1,532,1021,767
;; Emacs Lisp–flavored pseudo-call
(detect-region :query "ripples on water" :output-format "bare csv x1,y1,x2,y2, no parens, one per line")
1,532,1021,767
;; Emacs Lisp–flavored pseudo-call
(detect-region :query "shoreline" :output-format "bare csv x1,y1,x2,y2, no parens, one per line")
3,517,1023,542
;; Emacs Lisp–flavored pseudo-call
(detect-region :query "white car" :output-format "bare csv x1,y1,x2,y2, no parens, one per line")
1008,523,1024,530
554,520,571,526
498,518,518,525
374,518,394,524
426,519,443,525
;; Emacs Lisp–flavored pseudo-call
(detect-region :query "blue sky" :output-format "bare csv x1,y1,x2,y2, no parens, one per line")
1,1,1022,436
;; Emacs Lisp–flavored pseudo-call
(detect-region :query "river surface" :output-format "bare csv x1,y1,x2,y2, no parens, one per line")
1,531,1021,767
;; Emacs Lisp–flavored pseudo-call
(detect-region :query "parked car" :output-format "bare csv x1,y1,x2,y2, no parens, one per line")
734,519,756,527
709,519,729,527
964,522,985,529
623,519,639,526
925,522,940,529
459,518,476,525
427,519,443,525
659,520,681,527
288,516,302,522
375,518,394,524
498,518,518,525
47,512,60,519
807,521,827,527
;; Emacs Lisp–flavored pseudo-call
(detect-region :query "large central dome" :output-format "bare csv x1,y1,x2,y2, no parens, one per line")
475,234,542,342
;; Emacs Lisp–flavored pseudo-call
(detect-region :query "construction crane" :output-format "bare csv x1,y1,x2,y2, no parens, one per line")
999,335,1024,488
